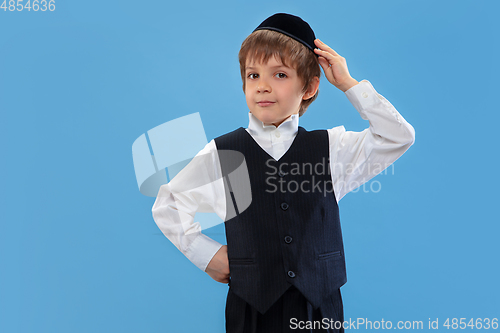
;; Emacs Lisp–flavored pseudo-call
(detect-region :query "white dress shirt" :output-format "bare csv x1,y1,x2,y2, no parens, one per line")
152,80,415,272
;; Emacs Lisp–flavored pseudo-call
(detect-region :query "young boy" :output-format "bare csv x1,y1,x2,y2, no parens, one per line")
152,13,415,333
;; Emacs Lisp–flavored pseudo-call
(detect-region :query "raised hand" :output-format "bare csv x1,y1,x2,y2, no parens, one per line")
314,39,359,92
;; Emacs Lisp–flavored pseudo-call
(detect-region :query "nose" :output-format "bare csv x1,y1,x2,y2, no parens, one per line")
257,77,271,93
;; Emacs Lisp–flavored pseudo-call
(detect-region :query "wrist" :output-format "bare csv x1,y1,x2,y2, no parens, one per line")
338,78,359,92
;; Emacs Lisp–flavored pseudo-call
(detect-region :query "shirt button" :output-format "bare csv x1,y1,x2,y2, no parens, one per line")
280,202,289,211
284,236,292,244
288,270,296,278
278,171,286,177
275,130,281,138
362,92,368,98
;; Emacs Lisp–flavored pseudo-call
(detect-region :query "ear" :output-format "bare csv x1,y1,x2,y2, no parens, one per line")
303,76,320,100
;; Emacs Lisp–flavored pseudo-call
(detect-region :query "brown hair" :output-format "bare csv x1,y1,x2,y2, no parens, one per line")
238,30,321,117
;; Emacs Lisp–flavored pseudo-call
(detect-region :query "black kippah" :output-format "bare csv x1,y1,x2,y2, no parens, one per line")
253,13,316,52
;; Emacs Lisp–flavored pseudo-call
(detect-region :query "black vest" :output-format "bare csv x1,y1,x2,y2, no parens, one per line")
214,126,347,314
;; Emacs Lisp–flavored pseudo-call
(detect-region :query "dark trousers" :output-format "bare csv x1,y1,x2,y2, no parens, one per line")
225,285,344,333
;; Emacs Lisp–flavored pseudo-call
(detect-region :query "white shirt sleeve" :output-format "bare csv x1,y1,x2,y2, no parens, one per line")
151,139,226,272
328,79,416,202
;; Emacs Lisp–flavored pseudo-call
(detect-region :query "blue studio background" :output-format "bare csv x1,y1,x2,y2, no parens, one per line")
1,1,499,332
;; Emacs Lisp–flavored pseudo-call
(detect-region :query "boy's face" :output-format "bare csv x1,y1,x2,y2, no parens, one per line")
244,56,309,127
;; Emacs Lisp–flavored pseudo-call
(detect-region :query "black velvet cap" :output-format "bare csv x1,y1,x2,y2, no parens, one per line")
253,13,316,52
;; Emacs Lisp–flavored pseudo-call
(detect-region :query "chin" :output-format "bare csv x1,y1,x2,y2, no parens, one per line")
251,113,271,124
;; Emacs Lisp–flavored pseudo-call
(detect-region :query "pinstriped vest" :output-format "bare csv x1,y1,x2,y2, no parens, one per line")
214,126,347,314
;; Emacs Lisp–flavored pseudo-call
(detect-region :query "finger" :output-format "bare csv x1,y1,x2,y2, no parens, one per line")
317,57,336,83
317,56,330,71
318,56,332,70
315,39,340,56
314,39,340,56
314,48,338,64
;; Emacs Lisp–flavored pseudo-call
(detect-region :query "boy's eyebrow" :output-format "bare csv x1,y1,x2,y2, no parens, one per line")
245,65,290,70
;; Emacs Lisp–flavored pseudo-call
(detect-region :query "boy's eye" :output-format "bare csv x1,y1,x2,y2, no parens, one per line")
275,73,287,79
247,73,258,79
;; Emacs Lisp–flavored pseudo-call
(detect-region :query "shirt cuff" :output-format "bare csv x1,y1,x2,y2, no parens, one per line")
344,79,385,120
185,233,223,272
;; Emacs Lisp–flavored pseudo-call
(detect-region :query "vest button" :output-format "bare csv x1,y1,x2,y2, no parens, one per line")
287,270,296,278
278,171,286,177
284,236,292,244
280,202,289,210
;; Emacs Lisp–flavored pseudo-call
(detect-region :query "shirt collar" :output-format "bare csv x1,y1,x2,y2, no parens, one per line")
247,112,299,138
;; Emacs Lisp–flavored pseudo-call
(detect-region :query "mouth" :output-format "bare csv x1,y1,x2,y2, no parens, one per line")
257,101,275,107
